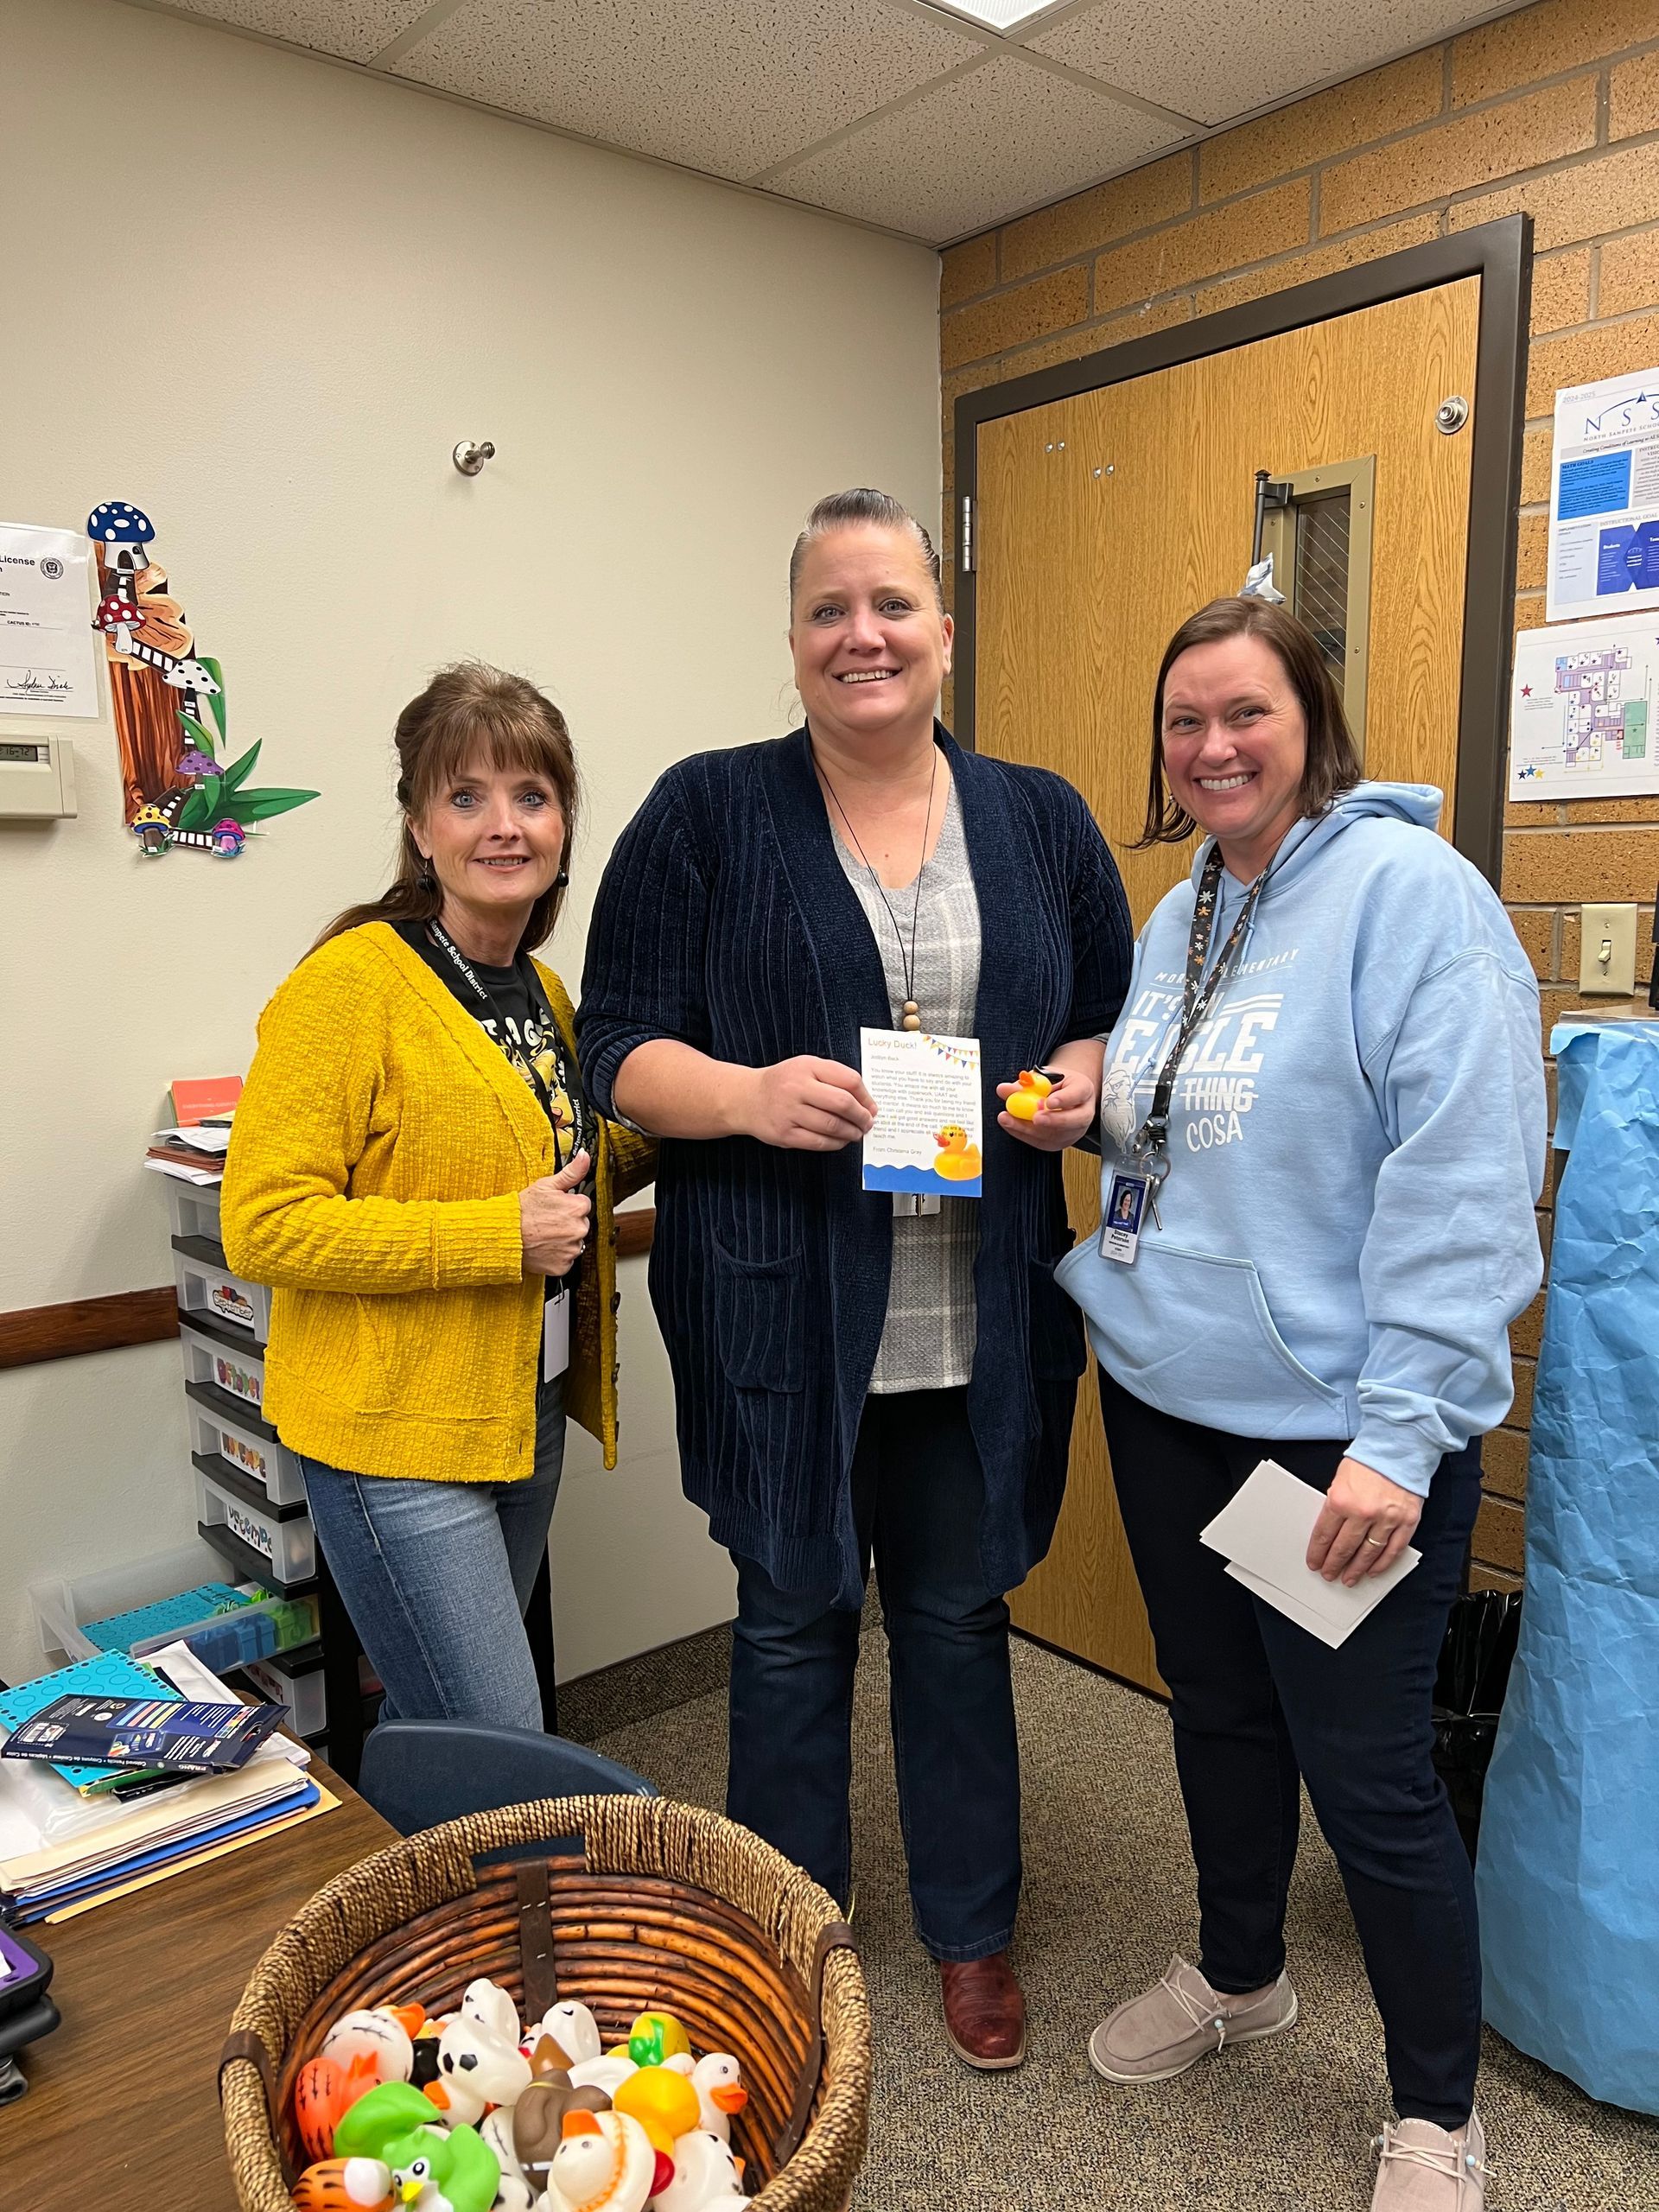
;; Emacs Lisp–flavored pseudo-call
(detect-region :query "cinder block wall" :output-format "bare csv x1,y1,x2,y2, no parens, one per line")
940,0,1659,1589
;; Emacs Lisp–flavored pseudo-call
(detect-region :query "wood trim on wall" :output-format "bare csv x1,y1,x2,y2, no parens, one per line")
0,1287,180,1370
0,1210,659,1370
951,214,1531,889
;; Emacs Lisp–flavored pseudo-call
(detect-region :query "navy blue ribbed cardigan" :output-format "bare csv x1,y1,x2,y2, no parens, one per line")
577,727,1131,1607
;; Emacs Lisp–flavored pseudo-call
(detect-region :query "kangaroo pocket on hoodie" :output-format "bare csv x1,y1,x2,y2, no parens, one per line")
1057,1237,1349,1439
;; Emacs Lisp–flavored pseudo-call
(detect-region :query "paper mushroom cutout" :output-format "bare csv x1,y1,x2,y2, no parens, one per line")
86,500,155,575
175,747,216,779
210,819,247,857
130,804,172,857
93,591,142,657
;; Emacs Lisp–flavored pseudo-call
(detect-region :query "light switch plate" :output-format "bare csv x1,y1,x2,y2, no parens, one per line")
1580,903,1638,995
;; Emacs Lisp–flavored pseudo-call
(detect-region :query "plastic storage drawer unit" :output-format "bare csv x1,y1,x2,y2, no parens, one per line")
196,1465,316,1586
180,1319,268,1417
164,1179,224,1251
190,1402,307,1508
175,1240,271,1341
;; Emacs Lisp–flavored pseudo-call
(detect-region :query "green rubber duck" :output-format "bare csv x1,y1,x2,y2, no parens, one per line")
334,2081,447,2162
384,2122,500,2212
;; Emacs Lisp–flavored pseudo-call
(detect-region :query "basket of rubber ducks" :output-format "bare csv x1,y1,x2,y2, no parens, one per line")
219,1795,870,2212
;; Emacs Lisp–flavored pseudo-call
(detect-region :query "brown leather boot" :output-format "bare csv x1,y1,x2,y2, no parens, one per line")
939,1951,1027,2070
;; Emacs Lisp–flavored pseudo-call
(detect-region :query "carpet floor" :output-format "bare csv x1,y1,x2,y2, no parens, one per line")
591,1628,1657,2210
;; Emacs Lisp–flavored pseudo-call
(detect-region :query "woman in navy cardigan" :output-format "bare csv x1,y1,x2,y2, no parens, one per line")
579,490,1130,2067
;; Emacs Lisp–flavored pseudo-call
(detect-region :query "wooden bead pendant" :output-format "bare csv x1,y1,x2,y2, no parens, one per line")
901,1001,921,1033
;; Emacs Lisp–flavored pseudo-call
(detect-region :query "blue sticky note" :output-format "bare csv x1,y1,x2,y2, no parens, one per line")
1558,449,1632,520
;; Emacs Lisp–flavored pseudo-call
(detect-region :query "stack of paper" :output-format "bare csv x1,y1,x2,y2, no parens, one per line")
143,1123,232,1186
1200,1460,1421,1648
0,1643,331,1923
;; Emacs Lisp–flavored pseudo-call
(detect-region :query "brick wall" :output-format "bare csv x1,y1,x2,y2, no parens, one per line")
941,0,1659,1587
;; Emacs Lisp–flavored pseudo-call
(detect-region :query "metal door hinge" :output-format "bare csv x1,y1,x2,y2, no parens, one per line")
959,493,974,575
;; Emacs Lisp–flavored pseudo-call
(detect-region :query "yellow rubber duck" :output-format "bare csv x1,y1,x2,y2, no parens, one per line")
932,1125,982,1181
612,2064,700,2157
1003,1068,1053,1122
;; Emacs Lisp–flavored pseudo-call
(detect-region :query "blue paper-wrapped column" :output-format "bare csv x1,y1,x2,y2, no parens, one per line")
1477,1020,1659,2113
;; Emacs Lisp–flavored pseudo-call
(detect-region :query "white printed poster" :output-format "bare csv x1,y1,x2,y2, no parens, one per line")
860,1028,983,1198
1546,370,1659,623
1510,613,1659,802
0,521,100,717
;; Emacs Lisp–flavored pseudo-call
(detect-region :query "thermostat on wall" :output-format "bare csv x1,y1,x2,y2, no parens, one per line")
0,737,76,817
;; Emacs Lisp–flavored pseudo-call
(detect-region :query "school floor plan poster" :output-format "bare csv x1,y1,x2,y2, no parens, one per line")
1509,613,1659,803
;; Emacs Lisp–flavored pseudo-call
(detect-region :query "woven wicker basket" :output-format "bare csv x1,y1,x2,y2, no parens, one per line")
219,1795,870,2212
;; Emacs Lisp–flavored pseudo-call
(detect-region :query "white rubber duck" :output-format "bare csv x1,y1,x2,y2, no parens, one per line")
480,2107,536,2212
426,2012,534,2126
544,2107,656,2212
321,2005,421,2085
527,2000,602,2068
648,2130,747,2212
676,2057,747,2144
461,1978,524,2050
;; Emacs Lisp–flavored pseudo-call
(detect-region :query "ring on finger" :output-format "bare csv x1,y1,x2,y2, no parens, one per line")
1363,1535,1387,1548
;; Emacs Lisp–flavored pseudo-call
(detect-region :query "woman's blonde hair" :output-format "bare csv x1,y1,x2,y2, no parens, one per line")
316,664,578,952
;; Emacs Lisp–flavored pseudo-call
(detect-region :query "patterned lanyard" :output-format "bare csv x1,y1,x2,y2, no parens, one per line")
1127,844,1273,1184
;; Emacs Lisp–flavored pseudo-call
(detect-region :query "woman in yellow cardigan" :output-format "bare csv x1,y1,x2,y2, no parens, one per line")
222,664,653,1729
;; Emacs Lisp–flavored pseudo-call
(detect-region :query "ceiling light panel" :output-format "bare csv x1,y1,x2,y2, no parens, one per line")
392,0,982,181
1030,0,1521,127
765,51,1188,243
166,0,425,64
925,0,1067,29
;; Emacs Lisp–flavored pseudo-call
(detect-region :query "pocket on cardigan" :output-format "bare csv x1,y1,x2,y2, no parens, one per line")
712,1243,804,1394
1028,1255,1088,1382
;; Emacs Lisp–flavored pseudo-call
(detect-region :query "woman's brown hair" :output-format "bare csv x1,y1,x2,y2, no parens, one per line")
1136,597,1362,848
315,663,579,952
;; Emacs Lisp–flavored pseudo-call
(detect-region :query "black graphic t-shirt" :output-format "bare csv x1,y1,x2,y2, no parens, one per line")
393,920,595,1183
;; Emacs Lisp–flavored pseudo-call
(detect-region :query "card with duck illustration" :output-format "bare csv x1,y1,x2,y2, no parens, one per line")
860,1027,983,1198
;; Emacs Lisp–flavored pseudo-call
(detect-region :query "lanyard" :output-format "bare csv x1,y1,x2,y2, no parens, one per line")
425,918,569,1155
1126,845,1273,1184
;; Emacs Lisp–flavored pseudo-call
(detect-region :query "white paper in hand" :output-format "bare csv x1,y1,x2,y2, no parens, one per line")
1200,1459,1420,1648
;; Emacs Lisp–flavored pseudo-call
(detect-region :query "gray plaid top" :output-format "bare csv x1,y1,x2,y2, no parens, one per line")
832,780,982,1394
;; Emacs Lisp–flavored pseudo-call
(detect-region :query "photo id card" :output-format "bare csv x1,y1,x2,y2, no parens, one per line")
543,1284,570,1382
860,1028,983,1199
1099,1171,1151,1265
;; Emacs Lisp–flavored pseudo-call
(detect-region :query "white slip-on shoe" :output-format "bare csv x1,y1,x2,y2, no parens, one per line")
1087,1953,1298,2085
1371,2111,1490,2210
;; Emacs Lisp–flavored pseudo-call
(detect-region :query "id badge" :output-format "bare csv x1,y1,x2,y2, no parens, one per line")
542,1285,570,1382
1098,1171,1152,1265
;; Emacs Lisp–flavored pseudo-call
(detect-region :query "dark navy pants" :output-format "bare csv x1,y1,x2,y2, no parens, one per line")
726,1385,1021,1962
1098,1370,1484,2127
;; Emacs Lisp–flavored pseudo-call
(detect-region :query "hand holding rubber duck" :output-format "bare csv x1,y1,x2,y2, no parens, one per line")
996,1051,1100,1152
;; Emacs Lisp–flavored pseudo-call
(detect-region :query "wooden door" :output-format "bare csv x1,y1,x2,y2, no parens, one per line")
976,278,1481,1690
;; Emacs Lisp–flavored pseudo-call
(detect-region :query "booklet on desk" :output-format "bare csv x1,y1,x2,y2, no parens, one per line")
1199,1459,1421,1649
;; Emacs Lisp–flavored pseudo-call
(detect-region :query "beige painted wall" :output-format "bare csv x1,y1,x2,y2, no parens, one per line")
0,0,941,1688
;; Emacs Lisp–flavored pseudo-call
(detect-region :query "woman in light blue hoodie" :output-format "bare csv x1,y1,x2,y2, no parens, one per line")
1055,598,1544,2212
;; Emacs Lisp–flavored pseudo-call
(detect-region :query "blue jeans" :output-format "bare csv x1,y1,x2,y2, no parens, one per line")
1099,1371,1484,2127
726,1386,1020,1962
298,1374,565,1733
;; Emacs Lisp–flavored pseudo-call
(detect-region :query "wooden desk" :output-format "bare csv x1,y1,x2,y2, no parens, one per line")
0,1760,393,2210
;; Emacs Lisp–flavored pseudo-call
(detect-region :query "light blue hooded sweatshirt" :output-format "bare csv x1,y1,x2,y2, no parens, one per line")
1056,783,1548,1496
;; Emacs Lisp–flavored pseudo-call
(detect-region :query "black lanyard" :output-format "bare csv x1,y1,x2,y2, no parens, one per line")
1127,845,1273,1182
425,918,567,1150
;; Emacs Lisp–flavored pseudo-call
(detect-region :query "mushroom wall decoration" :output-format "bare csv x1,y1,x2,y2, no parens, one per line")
86,500,155,575
93,592,140,658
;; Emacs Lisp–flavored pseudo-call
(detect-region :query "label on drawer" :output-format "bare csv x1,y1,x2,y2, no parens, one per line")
220,1427,268,1484
208,1277,257,1331
215,1351,262,1407
223,1498,274,1560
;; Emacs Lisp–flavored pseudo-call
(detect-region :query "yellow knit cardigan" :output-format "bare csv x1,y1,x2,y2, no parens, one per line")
220,922,655,1485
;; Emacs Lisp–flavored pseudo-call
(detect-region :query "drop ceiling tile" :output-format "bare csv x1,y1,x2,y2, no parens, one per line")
166,0,425,63
1030,0,1519,128
392,0,982,181
765,51,1187,243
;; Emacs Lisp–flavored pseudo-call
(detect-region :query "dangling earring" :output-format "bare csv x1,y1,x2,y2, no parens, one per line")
416,855,435,892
